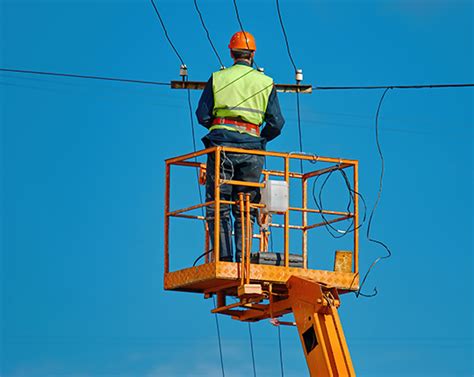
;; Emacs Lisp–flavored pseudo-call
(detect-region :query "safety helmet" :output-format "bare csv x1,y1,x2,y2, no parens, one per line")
228,31,256,51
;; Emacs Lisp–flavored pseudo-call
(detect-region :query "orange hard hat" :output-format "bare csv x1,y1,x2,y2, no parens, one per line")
228,31,256,51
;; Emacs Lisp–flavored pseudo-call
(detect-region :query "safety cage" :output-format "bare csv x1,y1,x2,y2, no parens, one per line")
164,147,360,299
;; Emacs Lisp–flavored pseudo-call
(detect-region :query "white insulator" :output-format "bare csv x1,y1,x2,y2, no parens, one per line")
179,64,188,77
257,67,265,73
295,69,303,82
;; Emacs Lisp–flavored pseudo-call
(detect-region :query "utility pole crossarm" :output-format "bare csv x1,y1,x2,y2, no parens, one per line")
170,80,312,94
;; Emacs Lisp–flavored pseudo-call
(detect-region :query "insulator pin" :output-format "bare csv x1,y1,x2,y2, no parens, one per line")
179,64,188,78
295,69,303,83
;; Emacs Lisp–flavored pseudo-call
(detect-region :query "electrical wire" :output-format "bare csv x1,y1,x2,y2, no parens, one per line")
184,80,208,268
192,249,212,267
212,296,226,377
149,0,186,66
277,326,284,377
248,323,257,377
355,88,393,298
185,83,205,206
231,0,259,69
0,68,169,86
274,0,304,173
193,0,225,68
311,167,367,238
296,90,303,172
2,69,472,91
148,0,207,254
275,0,297,73
314,83,474,90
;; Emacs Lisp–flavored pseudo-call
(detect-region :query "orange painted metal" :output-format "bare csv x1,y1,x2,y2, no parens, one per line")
167,201,213,217
205,222,210,263
221,179,265,188
289,207,352,216
305,215,353,231
245,194,252,285
302,177,308,269
288,276,356,377
284,156,290,268
353,162,359,275
172,213,206,220
303,163,352,179
238,193,246,286
164,262,358,296
164,162,170,274
263,169,303,179
214,147,222,263
164,146,360,294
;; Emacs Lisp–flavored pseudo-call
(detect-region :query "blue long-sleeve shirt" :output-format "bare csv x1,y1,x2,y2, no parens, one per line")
196,62,285,150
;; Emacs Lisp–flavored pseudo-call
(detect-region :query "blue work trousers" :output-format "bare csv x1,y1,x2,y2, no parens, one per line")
206,149,265,262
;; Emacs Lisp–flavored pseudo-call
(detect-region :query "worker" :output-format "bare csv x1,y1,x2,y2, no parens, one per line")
196,31,285,262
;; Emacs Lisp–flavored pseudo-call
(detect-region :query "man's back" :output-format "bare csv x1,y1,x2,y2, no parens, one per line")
212,64,274,126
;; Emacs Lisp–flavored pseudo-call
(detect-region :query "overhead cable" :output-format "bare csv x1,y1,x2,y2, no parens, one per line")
2,69,472,91
248,323,257,377
275,0,297,73
147,1,204,216
274,0,303,172
314,83,474,90
185,82,205,212
212,296,226,377
356,88,393,298
277,326,285,377
149,0,186,66
295,91,304,172
193,0,225,68
232,0,259,69
0,68,169,86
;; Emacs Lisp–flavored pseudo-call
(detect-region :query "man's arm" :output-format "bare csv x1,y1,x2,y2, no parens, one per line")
261,86,285,142
196,76,214,128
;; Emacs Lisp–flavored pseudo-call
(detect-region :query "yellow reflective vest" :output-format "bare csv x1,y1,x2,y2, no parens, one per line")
210,64,273,135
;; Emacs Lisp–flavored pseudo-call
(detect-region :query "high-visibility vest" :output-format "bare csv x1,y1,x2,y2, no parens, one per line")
210,64,273,135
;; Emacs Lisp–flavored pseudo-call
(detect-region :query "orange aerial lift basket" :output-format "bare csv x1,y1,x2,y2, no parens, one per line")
164,146,359,376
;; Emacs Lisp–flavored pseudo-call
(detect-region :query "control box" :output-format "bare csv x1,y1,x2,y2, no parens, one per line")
261,180,289,213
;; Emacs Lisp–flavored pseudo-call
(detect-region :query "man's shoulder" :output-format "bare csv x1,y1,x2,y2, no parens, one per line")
212,65,274,86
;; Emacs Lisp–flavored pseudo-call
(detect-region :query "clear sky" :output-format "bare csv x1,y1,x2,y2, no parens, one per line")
1,0,473,376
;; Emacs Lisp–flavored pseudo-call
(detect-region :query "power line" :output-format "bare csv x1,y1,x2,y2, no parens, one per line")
2,69,472,92
0,68,169,86
248,323,257,377
295,91,303,172
232,0,248,47
274,0,303,172
149,0,186,66
193,0,225,68
277,326,284,377
231,0,259,69
275,0,297,73
314,83,474,90
213,296,226,377
356,87,393,298
185,82,205,210
148,0,203,214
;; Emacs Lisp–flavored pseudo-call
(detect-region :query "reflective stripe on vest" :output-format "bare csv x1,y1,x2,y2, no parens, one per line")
212,65,273,127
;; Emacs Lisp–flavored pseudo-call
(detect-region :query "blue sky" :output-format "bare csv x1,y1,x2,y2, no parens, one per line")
1,0,473,376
